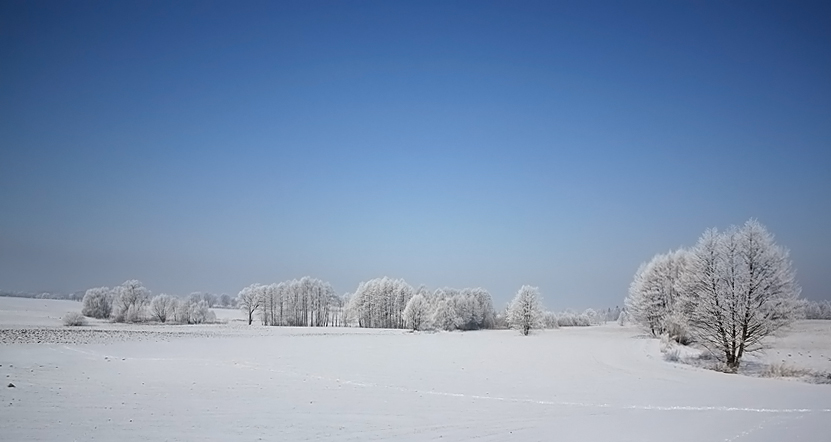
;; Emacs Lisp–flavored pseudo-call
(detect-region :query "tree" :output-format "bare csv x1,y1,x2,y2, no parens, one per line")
237,284,262,325
150,294,175,323
186,299,215,324
218,293,233,308
112,280,150,323
347,277,413,328
681,220,801,371
81,287,112,319
507,285,544,335
804,300,831,319
625,249,689,336
402,294,430,331
431,298,459,331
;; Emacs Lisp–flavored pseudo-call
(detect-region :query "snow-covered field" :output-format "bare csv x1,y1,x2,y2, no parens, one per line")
1,298,829,441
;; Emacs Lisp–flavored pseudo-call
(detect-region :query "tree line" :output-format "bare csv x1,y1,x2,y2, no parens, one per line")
80,280,229,324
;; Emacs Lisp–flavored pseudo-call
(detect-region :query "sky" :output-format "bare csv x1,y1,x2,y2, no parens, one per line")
1,1,830,309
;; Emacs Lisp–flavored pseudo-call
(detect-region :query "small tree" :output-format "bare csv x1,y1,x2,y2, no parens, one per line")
81,287,112,319
507,285,544,336
402,294,430,331
150,294,175,323
237,284,262,325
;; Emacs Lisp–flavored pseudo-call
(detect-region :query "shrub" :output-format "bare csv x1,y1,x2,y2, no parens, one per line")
81,287,112,319
63,312,87,326
663,348,681,362
761,362,811,378
663,312,693,345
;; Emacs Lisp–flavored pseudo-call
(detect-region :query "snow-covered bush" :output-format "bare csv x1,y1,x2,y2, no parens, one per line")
662,312,692,345
506,285,544,336
63,311,87,326
81,287,113,319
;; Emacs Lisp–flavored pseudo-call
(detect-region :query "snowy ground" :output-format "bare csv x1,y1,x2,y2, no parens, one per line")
1,298,830,441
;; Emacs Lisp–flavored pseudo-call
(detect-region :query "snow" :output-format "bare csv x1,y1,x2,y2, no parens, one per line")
0,297,86,327
1,298,830,441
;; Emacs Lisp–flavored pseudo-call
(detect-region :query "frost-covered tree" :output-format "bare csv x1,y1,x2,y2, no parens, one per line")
187,299,216,324
112,280,150,323
347,277,414,328
201,292,217,308
150,294,175,323
625,249,690,336
81,287,113,319
402,294,430,331
681,220,801,371
237,284,262,325
431,298,460,331
218,293,233,308
507,285,544,336
804,300,831,319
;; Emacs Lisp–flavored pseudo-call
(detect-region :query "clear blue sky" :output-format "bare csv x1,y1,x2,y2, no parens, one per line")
1,1,829,309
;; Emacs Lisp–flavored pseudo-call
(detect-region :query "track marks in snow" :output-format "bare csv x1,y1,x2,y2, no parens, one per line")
225,357,831,415
52,342,831,417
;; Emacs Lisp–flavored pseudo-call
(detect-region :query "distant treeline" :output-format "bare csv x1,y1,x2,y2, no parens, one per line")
0,290,84,301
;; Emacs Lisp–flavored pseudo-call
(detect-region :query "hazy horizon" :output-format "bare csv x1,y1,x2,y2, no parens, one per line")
2,1,830,310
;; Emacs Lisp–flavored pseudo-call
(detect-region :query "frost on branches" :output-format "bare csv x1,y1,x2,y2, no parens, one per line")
625,249,689,337
682,220,801,370
507,285,544,336
346,278,496,331
625,219,802,371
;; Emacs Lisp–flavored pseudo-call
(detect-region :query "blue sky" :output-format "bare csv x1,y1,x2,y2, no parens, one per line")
1,1,829,309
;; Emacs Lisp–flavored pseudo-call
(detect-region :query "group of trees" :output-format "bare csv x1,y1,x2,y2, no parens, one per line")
0,290,85,301
542,308,612,328
803,300,831,320
237,277,346,327
232,276,497,332
502,286,614,334
346,277,497,331
80,280,220,324
625,220,802,371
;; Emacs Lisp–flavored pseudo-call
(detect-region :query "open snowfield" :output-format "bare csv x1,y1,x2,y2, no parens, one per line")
1,298,830,441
